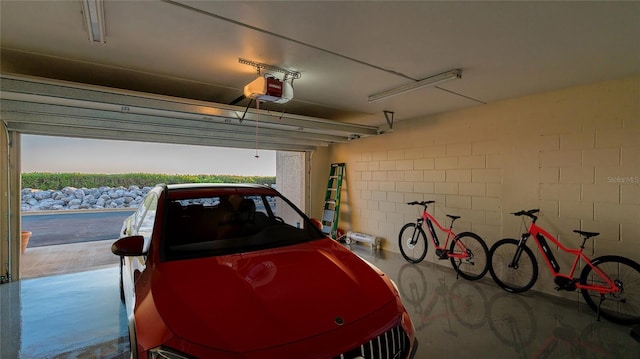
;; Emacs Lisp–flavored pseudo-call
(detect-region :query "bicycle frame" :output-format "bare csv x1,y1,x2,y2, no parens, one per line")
521,221,619,295
418,209,468,260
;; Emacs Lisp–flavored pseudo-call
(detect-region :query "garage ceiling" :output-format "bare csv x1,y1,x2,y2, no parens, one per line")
1,1,639,150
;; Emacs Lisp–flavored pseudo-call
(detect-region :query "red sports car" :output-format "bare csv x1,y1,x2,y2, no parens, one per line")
112,183,417,358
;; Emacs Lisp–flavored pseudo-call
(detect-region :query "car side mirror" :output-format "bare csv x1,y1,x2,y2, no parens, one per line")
111,235,146,256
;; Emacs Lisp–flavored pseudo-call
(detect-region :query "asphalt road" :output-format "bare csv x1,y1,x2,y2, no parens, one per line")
21,210,136,248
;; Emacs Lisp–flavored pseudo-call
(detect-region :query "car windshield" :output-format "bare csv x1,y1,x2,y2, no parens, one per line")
161,192,325,261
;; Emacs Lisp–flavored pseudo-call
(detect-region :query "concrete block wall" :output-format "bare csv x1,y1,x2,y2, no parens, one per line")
325,76,639,296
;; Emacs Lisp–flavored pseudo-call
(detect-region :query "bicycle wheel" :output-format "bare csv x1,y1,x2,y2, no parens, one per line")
398,223,428,263
449,231,489,281
489,238,538,293
580,255,640,325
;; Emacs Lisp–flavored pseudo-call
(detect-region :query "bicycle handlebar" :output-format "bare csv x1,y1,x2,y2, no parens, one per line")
407,200,435,206
512,209,540,219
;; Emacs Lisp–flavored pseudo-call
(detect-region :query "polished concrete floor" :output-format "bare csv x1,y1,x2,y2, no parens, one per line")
2,243,640,358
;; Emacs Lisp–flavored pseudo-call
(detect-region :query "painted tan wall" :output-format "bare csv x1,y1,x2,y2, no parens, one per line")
325,76,639,297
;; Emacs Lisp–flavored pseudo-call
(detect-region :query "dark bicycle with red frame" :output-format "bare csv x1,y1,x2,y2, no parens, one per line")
488,209,640,325
398,200,489,281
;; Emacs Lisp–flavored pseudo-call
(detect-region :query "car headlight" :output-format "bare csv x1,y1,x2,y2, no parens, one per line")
148,346,194,359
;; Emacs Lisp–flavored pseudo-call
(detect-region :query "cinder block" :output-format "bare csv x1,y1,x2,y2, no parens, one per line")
372,151,388,161
396,182,414,193
597,128,640,148
561,132,595,150
387,171,404,182
459,183,486,196
354,161,368,172
387,191,404,203
379,160,396,171
486,154,505,169
435,182,458,195
388,149,405,160
404,170,424,182
559,200,594,220
539,167,560,184
486,183,503,197
560,167,594,184
595,203,640,224
424,170,446,182
413,182,434,194
458,208,487,224
372,171,388,181
472,196,501,211
446,169,472,182
379,181,395,191
583,148,620,167
404,147,424,159
540,183,581,201
396,159,414,170
622,185,640,204
582,184,620,203
414,158,435,170
539,150,582,168
368,161,380,171
472,169,502,183
621,222,640,244
380,201,396,213
538,200,559,218
367,200,380,210
423,144,447,157
435,157,458,169
446,195,472,209
621,147,640,168
472,141,503,155
447,143,472,156
361,171,372,181
360,190,372,200
458,155,486,169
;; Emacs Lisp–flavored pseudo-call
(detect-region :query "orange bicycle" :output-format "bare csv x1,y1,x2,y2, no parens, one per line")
489,209,640,325
398,201,489,280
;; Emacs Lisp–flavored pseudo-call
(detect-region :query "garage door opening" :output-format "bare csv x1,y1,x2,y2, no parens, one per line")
19,134,293,279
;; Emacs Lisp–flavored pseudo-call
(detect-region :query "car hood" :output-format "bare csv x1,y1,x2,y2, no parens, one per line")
150,239,396,353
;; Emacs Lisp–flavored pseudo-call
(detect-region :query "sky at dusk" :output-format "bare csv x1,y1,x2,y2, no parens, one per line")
21,135,276,176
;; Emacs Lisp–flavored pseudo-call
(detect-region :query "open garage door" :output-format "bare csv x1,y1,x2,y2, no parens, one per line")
0,74,381,282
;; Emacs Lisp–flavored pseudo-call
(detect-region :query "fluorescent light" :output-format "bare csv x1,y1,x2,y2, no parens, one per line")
368,69,462,103
81,0,106,44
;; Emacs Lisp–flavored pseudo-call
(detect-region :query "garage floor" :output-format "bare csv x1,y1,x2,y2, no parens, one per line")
2,244,639,358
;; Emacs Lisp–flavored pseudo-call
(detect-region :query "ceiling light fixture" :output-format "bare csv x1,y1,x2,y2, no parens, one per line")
368,69,462,103
81,0,106,44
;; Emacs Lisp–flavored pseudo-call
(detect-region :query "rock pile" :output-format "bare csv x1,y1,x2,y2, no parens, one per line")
21,186,152,211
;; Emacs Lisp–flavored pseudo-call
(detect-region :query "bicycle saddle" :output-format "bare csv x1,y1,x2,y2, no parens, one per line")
573,230,599,239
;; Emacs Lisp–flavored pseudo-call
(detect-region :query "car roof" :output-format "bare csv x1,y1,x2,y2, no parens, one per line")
163,183,278,198
165,183,272,190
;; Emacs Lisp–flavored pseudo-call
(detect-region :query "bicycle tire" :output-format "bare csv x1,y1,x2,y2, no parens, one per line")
449,231,489,281
489,238,538,293
398,223,428,263
580,255,640,325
